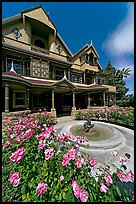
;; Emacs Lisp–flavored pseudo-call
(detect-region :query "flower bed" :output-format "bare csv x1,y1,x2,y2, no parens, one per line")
2,110,134,202
76,106,134,129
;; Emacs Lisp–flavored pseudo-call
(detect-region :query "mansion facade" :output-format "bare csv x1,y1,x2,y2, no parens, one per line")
2,5,116,117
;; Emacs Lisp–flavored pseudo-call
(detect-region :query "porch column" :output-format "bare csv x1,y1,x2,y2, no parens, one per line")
68,68,71,80
52,67,55,79
93,77,96,84
113,93,116,105
73,91,75,108
26,89,29,109
87,93,91,109
5,83,9,112
103,91,106,106
84,72,86,84
22,60,25,75
71,91,77,119
51,90,56,118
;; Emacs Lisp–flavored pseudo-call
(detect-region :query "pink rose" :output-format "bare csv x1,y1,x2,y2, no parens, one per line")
60,175,64,181
80,189,88,202
62,153,69,166
100,183,108,193
117,171,129,182
75,158,83,168
44,147,54,160
13,178,21,187
128,170,134,182
16,147,26,155
104,173,113,185
68,148,76,160
72,180,81,199
89,157,96,167
36,183,48,196
9,172,20,187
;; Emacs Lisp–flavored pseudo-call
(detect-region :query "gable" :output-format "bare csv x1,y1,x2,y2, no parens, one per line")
23,7,56,31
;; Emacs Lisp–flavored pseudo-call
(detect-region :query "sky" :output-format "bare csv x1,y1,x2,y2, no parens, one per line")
2,2,134,95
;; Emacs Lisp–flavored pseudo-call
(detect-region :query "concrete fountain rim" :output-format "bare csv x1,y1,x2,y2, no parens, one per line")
61,120,125,150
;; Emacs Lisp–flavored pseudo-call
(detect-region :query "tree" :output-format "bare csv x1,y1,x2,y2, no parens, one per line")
104,61,131,102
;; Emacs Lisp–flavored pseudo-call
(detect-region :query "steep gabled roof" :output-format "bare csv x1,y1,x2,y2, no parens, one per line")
70,44,89,62
85,43,99,58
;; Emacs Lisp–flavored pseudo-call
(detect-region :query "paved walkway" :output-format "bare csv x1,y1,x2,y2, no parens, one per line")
54,116,134,173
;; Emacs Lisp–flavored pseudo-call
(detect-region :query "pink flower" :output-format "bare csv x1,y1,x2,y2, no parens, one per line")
36,183,48,196
7,127,12,133
75,158,83,168
120,156,129,164
16,147,26,155
80,189,88,202
104,173,113,185
38,141,46,150
117,171,129,182
13,178,21,187
60,175,64,181
68,148,76,160
10,147,26,163
72,180,81,199
46,126,54,133
111,151,118,157
77,151,81,157
89,157,96,167
35,120,39,125
100,183,108,193
128,170,134,182
62,153,69,166
44,147,54,160
9,172,20,187
6,119,11,125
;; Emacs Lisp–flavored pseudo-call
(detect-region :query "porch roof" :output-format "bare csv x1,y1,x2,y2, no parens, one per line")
2,72,108,92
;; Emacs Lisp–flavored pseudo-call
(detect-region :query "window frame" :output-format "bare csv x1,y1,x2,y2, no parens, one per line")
6,58,22,74
13,90,27,108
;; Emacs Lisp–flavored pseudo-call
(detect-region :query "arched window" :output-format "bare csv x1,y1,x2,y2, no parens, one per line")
34,39,45,49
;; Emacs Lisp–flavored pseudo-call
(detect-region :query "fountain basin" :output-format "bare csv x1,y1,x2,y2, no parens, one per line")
61,120,124,150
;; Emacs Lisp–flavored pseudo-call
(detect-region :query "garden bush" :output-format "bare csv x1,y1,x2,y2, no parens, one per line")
76,106,134,128
2,110,134,202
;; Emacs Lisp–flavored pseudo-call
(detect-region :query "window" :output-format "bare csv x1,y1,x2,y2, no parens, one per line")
13,91,26,108
7,58,22,74
55,69,64,80
85,54,89,62
15,92,26,106
12,28,21,38
34,40,45,49
89,53,94,65
71,74,80,83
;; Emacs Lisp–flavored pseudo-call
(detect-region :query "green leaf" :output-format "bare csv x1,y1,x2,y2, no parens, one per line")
21,186,26,194
115,186,121,197
22,194,26,200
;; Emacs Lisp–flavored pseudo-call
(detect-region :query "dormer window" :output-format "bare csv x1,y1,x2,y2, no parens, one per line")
12,28,21,39
34,39,45,49
85,54,89,62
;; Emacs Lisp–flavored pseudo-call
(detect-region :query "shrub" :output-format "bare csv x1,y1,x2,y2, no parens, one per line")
2,111,134,202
